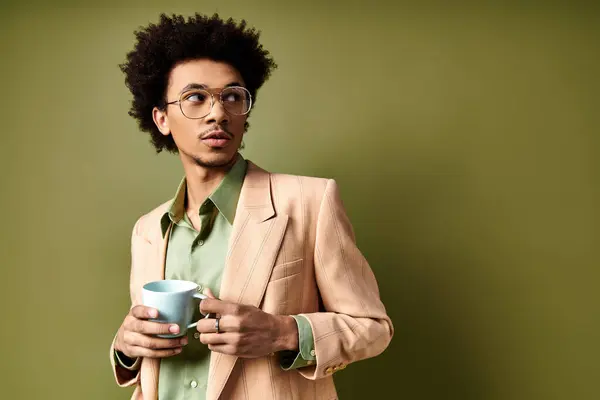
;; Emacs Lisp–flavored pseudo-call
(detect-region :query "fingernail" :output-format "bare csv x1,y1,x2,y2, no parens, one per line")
175,348,182,353
169,325,180,333
149,309,158,318
181,337,188,345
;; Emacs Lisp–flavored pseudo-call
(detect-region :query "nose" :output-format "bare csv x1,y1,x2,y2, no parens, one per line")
204,98,229,126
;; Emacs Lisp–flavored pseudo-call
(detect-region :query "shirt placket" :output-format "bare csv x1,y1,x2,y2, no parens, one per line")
184,201,215,399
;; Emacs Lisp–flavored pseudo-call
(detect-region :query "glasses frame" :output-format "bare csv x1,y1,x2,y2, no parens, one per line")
165,86,253,120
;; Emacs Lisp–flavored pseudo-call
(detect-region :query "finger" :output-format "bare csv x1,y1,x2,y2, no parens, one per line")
196,315,238,334
130,305,159,320
127,318,181,336
200,298,241,316
207,344,234,355
199,288,218,318
125,331,188,350
208,344,251,358
126,345,183,359
199,332,237,345
196,318,219,333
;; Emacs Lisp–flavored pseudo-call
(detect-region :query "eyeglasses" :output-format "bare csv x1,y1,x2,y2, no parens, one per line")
165,86,253,119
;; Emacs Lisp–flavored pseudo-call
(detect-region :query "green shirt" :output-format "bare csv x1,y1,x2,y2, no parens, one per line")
155,156,315,399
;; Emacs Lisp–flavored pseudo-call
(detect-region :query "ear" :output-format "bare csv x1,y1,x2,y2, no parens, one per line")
152,107,171,136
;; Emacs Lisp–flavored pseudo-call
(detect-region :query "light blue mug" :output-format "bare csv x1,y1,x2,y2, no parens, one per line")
142,280,208,338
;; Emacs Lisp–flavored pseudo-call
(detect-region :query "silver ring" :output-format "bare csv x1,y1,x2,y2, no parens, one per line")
215,317,221,334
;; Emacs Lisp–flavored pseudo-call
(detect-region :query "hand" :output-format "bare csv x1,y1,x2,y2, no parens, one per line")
114,305,188,359
196,289,298,358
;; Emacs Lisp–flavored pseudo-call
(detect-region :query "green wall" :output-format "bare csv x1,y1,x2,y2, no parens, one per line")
1,1,598,399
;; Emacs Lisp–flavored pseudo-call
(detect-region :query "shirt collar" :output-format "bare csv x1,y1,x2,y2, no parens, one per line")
160,156,248,237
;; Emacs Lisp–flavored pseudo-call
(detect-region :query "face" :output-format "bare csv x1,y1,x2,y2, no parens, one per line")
153,59,248,168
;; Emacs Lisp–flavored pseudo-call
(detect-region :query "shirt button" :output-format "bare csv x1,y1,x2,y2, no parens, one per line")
190,380,198,388
198,240,204,246
194,332,200,339
310,350,316,357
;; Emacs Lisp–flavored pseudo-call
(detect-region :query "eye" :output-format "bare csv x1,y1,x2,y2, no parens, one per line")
183,91,208,103
222,92,242,103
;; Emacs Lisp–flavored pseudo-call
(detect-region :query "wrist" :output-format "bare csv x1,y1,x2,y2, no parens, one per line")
114,341,129,358
114,336,134,360
275,315,299,352
114,348,140,370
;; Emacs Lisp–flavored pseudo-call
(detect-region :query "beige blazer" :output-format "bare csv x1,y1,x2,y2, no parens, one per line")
110,161,393,400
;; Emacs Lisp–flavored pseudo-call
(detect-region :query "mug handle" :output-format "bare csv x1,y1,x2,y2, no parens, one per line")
187,292,209,329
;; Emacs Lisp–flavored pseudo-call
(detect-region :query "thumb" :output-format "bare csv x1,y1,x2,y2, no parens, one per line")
202,287,216,299
200,287,218,319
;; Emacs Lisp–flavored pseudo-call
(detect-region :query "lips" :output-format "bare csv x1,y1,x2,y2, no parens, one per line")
203,131,231,140
201,130,232,148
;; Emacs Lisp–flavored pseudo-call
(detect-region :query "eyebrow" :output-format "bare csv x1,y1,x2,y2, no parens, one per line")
179,82,244,93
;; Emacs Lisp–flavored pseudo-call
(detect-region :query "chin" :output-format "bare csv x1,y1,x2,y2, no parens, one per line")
191,151,238,168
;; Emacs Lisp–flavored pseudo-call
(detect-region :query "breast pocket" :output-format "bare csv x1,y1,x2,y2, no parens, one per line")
263,259,304,314
268,258,304,282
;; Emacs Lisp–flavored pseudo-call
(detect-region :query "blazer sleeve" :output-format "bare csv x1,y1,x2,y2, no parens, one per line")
298,179,394,380
109,217,147,387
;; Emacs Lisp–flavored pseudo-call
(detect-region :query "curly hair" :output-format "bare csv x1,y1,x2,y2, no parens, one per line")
120,13,278,153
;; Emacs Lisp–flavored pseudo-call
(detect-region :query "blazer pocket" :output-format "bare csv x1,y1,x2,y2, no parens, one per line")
269,258,304,282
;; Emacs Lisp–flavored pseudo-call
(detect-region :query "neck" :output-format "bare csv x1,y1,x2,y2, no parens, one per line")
181,154,238,213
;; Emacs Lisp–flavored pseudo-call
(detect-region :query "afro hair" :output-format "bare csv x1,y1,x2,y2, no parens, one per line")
120,13,277,153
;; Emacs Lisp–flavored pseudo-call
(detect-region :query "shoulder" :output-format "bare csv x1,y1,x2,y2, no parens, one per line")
248,160,331,191
131,200,171,241
270,171,331,192
251,162,342,211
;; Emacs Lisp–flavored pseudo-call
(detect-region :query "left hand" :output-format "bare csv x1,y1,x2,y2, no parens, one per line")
196,288,298,358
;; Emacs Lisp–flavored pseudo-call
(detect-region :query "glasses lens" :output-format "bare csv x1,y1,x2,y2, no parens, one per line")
180,89,212,119
221,87,252,115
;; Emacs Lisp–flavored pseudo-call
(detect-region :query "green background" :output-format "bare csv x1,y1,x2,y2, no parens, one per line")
0,1,598,399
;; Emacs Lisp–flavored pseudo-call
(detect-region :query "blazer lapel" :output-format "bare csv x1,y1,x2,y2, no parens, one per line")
207,162,288,400
140,222,171,400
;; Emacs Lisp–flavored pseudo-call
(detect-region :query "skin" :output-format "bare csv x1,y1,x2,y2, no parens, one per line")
197,288,298,358
155,58,249,224
114,59,298,365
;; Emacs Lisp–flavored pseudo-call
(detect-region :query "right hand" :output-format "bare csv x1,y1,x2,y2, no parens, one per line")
114,305,188,359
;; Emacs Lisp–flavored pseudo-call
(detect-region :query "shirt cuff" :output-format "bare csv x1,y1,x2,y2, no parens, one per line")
280,315,316,370
114,349,141,371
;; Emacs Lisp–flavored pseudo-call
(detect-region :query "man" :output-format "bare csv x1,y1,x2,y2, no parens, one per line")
110,13,393,400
